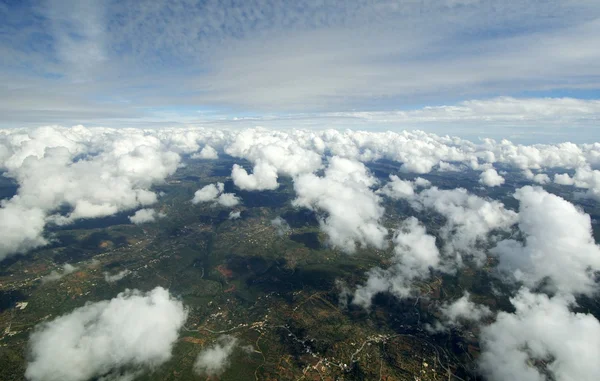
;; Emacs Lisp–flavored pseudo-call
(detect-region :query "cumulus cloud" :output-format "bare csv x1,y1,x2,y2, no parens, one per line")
523,169,550,184
193,335,238,376
377,175,431,200
293,156,387,253
128,208,164,224
227,129,323,190
228,211,241,220
414,187,518,265
479,289,600,381
271,216,290,236
0,126,181,260
492,186,600,296
1,125,598,263
191,182,240,207
104,269,131,283
231,162,279,191
353,217,440,308
554,166,600,201
191,145,218,160
428,292,492,332
26,287,187,381
479,168,505,187
42,263,77,284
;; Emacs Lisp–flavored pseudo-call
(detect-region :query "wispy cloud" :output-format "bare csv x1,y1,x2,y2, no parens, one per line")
1,0,600,134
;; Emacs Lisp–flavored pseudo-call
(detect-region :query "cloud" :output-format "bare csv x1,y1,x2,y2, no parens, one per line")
227,129,323,190
353,217,440,308
42,263,77,284
479,168,505,187
479,288,600,381
191,182,240,207
104,269,131,283
128,208,164,224
377,175,431,200
0,126,181,260
414,187,518,265
231,162,279,191
190,145,218,160
428,292,492,332
523,169,550,184
0,204,47,259
228,211,241,220
1,125,598,262
293,156,387,253
271,216,291,236
193,335,238,376
26,287,187,381
553,166,600,201
492,186,600,296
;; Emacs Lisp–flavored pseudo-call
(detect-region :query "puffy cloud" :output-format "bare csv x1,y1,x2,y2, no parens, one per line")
193,335,238,376
191,145,218,160
226,129,323,190
479,168,505,187
191,182,240,207
0,203,47,260
428,292,492,332
293,156,387,253
0,126,181,260
228,211,241,220
353,217,440,308
26,287,187,381
231,162,279,191
42,263,77,284
479,289,600,381
414,187,518,265
377,175,431,200
271,216,291,236
523,169,550,184
554,166,600,201
104,269,131,283
128,208,164,224
492,186,600,296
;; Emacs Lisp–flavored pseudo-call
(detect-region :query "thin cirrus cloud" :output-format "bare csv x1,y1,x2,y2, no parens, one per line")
1,1,600,140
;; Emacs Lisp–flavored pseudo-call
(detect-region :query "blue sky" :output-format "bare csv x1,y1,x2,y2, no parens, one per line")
1,0,600,142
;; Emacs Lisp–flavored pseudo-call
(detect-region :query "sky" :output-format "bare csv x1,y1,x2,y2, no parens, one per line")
1,0,600,142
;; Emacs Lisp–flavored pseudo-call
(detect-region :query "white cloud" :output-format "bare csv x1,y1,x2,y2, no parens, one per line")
193,335,238,376
191,145,218,160
293,156,387,253
1,125,598,262
0,126,181,260
0,203,47,259
492,186,600,296
377,175,431,200
26,287,187,381
191,182,240,207
228,211,241,220
479,168,505,187
104,269,131,283
414,187,518,265
523,169,550,184
128,208,163,224
42,263,77,284
479,288,600,381
353,217,440,308
231,162,279,191
554,166,600,201
428,292,492,332
271,216,290,236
